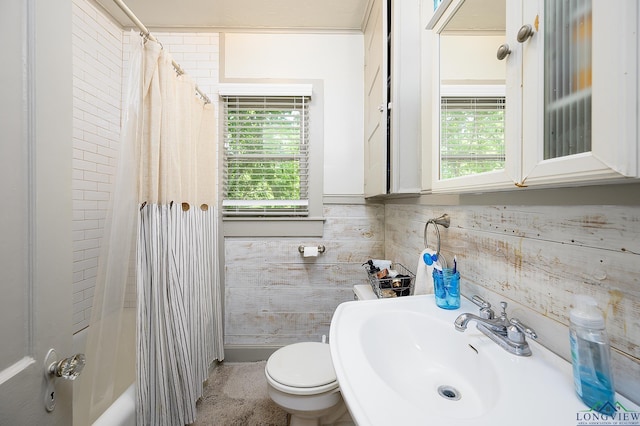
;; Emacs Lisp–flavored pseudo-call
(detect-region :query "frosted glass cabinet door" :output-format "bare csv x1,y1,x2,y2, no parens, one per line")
521,0,638,186
544,0,592,158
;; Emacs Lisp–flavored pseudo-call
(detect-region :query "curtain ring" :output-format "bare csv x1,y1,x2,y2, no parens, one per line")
140,31,164,50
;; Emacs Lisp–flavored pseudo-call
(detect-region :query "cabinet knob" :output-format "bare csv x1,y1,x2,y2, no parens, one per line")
496,43,511,61
517,24,535,43
378,104,384,112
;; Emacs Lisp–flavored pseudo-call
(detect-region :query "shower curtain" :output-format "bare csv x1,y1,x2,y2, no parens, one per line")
76,35,224,426
135,38,224,425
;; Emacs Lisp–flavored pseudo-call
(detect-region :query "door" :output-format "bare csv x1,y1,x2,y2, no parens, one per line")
0,0,74,424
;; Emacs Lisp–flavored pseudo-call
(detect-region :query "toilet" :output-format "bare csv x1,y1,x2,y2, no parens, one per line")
265,342,351,426
265,286,375,425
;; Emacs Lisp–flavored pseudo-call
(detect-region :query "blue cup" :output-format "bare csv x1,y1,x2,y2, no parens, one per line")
432,268,460,309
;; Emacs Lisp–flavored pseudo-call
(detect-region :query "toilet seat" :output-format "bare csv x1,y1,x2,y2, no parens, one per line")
266,342,338,396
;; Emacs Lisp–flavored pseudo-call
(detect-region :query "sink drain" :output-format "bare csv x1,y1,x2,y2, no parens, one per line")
437,385,461,401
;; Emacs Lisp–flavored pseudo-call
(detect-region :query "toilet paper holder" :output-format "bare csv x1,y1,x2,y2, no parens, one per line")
298,245,326,254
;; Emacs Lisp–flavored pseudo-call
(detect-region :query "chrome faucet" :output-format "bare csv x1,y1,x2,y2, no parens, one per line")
454,296,537,356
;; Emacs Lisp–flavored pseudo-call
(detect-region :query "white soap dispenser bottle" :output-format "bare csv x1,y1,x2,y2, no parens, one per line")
569,295,615,415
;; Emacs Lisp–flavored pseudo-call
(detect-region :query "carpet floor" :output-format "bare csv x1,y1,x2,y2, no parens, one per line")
192,361,289,426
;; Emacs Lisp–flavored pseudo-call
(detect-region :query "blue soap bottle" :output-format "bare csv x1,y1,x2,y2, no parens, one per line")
569,295,616,415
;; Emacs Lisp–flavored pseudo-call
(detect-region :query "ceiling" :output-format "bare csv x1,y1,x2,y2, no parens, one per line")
441,0,505,32
95,0,371,32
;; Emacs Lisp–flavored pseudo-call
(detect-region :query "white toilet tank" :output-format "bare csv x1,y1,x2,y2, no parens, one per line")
352,284,377,301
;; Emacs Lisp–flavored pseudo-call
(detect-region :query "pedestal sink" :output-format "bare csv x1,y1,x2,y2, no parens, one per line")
329,294,639,426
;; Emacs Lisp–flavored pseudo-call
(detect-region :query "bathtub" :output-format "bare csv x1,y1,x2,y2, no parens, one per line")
74,311,136,426
92,383,136,426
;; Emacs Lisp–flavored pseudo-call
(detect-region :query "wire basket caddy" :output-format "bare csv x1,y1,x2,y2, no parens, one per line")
364,263,416,298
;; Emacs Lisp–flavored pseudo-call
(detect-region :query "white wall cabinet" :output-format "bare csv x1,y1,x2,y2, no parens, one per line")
428,0,639,192
363,0,422,197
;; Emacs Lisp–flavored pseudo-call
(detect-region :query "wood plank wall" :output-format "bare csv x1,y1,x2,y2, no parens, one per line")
384,204,640,404
224,204,385,346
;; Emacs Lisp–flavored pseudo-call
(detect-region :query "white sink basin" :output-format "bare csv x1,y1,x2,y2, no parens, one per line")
360,309,499,419
330,294,639,426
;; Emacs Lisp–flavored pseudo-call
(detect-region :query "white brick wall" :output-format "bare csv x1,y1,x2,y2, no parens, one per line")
72,0,123,333
122,31,219,106
72,0,220,332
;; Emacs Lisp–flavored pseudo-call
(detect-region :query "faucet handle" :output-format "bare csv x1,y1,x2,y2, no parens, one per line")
471,295,491,309
472,295,495,320
509,318,537,340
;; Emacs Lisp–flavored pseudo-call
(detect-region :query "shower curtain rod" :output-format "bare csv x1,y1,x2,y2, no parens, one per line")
112,0,212,104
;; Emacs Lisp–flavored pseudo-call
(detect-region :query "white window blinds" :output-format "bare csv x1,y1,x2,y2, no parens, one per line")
222,95,310,216
440,96,506,180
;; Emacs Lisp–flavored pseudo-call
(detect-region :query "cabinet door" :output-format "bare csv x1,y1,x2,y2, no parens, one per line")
430,0,519,192
521,0,638,186
363,0,388,197
388,0,422,194
364,0,421,197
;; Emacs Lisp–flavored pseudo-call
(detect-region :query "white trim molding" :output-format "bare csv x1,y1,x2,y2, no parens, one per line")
218,83,313,97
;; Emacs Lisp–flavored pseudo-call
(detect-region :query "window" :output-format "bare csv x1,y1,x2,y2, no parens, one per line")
440,95,506,180
221,85,312,217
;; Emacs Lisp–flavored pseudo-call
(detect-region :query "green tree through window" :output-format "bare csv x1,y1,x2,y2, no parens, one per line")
440,96,505,179
223,96,309,216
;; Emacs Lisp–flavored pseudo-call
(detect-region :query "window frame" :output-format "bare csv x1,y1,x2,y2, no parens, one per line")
219,83,324,237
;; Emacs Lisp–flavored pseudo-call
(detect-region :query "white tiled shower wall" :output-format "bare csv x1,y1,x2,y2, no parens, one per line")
71,0,123,332
71,0,219,333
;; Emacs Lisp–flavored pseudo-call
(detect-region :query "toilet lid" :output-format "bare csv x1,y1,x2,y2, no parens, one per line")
266,342,337,388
